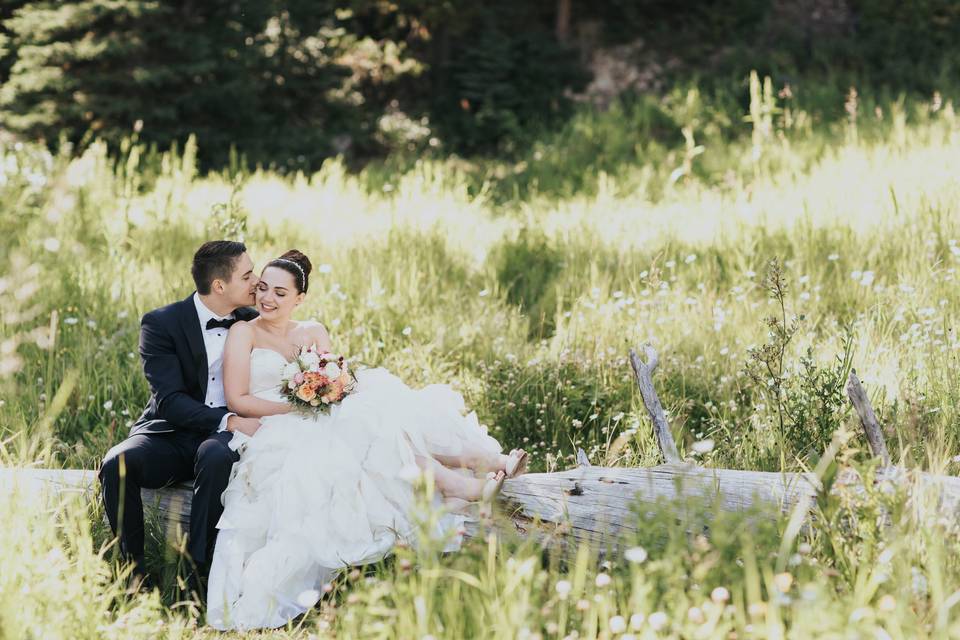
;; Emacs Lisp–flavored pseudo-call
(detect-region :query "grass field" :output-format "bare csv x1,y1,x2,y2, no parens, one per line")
3,82,960,637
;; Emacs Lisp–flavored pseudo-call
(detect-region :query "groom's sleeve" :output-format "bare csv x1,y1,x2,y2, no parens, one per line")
139,311,227,432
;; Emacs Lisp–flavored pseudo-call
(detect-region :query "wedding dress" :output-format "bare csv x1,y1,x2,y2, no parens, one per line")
206,348,502,631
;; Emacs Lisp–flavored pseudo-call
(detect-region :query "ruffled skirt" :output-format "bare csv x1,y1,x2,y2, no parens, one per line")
206,368,501,630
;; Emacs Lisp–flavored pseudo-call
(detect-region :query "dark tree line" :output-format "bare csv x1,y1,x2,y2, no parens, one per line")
1,1,958,169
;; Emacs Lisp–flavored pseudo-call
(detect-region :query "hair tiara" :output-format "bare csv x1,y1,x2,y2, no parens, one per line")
272,257,306,290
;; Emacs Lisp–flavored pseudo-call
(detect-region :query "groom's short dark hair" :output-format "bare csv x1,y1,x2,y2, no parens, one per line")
192,240,247,294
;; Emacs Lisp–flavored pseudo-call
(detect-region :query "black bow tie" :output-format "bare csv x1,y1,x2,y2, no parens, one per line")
205,317,237,330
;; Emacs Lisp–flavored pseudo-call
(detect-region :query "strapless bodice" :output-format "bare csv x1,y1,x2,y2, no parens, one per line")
248,348,290,403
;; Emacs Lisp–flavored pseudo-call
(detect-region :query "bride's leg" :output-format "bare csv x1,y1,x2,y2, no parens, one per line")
414,454,490,500
430,443,510,474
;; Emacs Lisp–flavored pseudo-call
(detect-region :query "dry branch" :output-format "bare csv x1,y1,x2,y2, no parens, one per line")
846,370,891,466
629,345,680,463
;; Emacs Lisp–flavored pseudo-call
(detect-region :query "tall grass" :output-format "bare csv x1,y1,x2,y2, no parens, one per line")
2,79,960,637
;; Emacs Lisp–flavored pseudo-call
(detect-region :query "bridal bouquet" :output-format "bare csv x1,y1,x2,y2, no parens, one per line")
280,345,357,414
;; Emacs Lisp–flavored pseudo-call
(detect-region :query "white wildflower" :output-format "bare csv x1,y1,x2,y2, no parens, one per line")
691,439,714,454
648,611,668,631
624,546,648,563
609,615,627,633
711,586,730,603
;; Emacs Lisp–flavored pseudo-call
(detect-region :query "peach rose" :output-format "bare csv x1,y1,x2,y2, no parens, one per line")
296,384,317,402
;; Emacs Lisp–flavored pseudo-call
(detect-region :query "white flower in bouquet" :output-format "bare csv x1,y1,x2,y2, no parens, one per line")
300,350,321,371
282,361,301,381
323,361,341,378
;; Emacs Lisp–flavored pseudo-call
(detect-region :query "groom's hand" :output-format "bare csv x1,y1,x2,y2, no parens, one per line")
226,415,261,437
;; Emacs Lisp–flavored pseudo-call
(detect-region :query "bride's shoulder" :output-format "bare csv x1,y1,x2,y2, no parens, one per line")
295,320,331,345
227,319,256,339
295,319,329,335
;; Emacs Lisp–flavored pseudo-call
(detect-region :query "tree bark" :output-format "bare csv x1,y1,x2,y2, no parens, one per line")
13,463,960,553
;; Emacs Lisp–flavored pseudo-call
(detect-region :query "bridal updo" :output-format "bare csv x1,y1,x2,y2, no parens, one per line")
267,249,313,293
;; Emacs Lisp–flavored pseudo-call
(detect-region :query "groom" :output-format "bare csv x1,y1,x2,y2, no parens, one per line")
99,240,262,590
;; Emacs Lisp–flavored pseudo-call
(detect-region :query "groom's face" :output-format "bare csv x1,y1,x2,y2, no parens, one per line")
220,252,258,308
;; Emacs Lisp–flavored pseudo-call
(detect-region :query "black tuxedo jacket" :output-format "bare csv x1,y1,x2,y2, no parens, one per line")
130,293,258,436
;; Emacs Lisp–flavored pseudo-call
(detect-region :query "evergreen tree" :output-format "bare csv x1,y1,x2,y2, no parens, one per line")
0,1,28,89
0,1,352,167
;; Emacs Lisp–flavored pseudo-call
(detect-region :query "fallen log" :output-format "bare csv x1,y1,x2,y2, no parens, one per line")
7,461,960,557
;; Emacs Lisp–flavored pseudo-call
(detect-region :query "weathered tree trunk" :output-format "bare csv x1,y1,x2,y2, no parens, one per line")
8,462,960,554
556,0,571,43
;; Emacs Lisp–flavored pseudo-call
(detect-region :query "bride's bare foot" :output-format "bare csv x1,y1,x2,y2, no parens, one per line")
479,470,506,518
438,468,505,502
504,449,528,478
467,450,527,475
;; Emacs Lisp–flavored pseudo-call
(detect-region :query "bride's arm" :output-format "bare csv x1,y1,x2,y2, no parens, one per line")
307,322,334,353
223,321,292,418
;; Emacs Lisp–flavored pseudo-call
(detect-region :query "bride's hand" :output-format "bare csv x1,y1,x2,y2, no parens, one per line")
227,415,262,437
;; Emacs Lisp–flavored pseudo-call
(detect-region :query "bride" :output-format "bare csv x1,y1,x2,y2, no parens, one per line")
206,249,528,631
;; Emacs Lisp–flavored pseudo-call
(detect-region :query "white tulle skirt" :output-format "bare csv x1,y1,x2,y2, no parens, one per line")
206,367,501,631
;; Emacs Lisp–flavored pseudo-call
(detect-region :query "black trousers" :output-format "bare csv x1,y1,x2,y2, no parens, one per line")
99,427,238,573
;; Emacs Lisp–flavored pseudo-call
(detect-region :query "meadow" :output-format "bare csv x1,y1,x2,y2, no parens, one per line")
3,79,960,637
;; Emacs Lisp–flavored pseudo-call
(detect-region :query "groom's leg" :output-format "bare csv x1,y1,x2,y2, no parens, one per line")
189,430,239,571
99,433,194,569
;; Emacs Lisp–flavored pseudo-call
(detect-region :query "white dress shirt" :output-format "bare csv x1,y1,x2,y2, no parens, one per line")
193,293,234,432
